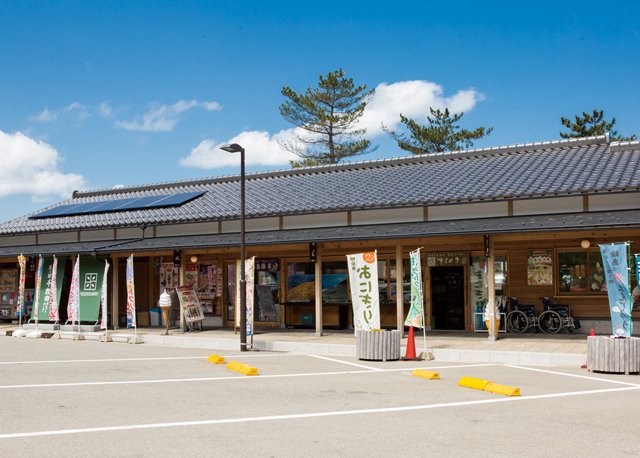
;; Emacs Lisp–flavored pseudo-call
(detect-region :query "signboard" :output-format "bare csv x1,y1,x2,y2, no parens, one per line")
173,250,181,268
404,249,424,328
600,243,632,337
185,264,198,289
35,257,66,320
347,252,381,330
424,251,469,267
79,256,107,322
527,250,553,286
176,285,205,323
159,262,177,295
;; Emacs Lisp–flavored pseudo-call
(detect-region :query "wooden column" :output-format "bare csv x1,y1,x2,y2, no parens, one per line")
487,235,497,341
396,245,404,334
315,244,323,336
112,255,119,330
424,266,432,329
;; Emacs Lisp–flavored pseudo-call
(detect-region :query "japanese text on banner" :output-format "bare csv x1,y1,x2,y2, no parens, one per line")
347,252,380,330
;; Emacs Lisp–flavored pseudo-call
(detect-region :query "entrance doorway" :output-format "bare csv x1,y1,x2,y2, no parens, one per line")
431,266,465,330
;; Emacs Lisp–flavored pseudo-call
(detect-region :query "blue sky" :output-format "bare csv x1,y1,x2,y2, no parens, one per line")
1,1,639,224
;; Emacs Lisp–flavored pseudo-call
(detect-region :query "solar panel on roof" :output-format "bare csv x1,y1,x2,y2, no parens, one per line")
28,192,205,219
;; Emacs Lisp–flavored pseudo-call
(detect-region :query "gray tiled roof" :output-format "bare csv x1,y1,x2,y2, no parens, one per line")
1,135,639,235
0,209,638,257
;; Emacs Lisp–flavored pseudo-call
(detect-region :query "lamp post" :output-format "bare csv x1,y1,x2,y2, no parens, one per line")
219,143,247,352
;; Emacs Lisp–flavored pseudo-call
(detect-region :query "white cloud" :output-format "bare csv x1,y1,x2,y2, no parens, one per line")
116,100,222,132
98,101,113,118
358,80,485,137
0,130,87,201
29,102,91,122
179,129,298,169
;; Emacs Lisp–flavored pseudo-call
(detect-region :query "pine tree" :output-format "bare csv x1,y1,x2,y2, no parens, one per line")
382,108,493,154
279,69,377,168
560,109,636,141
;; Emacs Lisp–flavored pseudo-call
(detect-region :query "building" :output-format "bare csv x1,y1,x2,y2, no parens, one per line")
0,134,638,336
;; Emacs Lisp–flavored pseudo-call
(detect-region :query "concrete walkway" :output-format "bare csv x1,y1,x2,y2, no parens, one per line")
2,323,590,367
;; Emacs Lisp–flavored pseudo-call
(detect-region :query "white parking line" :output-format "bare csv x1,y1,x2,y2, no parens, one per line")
1,385,638,439
0,363,493,390
307,354,383,371
505,365,640,387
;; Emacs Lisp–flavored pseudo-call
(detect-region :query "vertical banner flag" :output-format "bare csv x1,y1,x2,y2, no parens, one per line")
600,243,632,337
33,256,43,322
100,260,110,330
405,249,424,328
245,256,256,337
347,252,381,330
49,256,60,321
17,254,26,316
126,255,136,328
67,256,80,322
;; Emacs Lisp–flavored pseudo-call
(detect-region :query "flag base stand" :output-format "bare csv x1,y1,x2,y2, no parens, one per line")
128,336,144,344
12,329,28,338
419,351,435,361
26,330,42,339
73,333,85,341
99,335,113,343
402,357,422,361
51,332,62,339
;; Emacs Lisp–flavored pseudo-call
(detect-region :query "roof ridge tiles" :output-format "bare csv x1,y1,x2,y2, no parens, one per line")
73,135,609,198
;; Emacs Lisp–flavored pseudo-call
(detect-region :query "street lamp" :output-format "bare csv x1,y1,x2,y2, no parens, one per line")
219,143,247,352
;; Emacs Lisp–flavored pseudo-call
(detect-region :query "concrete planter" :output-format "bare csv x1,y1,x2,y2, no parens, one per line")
356,330,401,361
587,336,640,375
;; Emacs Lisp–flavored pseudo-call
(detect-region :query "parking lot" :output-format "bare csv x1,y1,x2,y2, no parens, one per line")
1,337,639,457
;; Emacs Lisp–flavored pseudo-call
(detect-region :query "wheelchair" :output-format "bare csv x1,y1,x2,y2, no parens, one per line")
537,297,581,334
505,297,539,333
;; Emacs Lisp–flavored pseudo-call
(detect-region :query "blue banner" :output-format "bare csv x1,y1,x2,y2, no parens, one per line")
600,244,632,337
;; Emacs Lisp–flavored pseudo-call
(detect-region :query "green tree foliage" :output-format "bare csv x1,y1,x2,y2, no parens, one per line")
560,109,636,141
382,108,493,155
279,69,377,168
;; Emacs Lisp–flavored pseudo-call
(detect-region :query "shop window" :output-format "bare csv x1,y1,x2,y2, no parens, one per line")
227,263,236,321
321,261,348,302
588,251,607,293
378,260,390,303
390,258,411,303
470,256,508,308
255,259,280,322
287,262,315,302
558,251,589,293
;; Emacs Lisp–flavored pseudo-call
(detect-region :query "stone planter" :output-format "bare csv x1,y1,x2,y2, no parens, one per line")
587,336,640,375
356,330,401,361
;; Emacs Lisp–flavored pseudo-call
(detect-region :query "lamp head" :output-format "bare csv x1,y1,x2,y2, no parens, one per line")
581,239,591,249
219,143,244,153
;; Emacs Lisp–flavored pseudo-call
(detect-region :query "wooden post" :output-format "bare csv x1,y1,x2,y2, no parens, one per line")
424,266,432,329
396,245,404,334
487,235,497,341
315,244,323,336
112,255,119,330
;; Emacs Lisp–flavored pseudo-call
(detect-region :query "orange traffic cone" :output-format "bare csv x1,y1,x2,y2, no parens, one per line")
403,326,420,361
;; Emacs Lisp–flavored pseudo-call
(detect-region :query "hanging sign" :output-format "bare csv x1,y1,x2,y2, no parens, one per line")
173,250,182,268
126,255,136,328
424,251,469,267
527,250,553,286
245,257,256,337
67,256,80,322
100,260,109,330
600,243,632,337
347,252,380,330
176,285,205,323
310,243,317,263
17,255,26,316
28,256,37,272
404,249,424,328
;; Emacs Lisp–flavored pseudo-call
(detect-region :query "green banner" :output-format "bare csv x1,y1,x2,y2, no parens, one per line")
79,256,107,322
36,257,66,321
404,250,424,328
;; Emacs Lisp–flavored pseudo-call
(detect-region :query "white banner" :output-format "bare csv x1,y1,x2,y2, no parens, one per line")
347,252,380,330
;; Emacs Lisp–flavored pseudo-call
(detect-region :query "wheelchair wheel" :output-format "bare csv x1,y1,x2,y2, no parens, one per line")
506,310,529,333
539,310,562,334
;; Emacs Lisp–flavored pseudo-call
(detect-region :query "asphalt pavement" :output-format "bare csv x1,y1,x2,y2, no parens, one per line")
0,337,638,457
